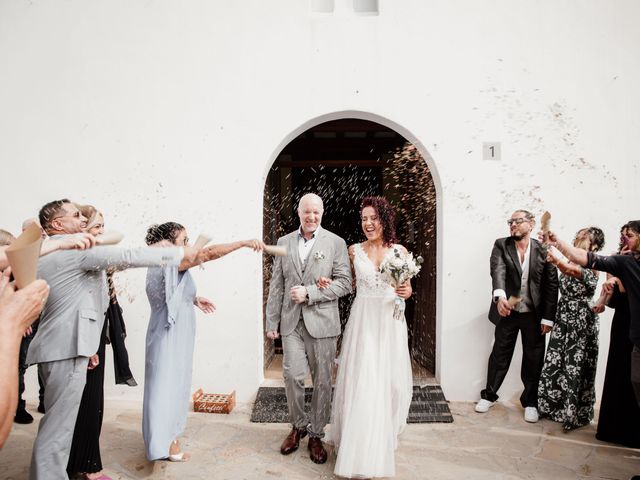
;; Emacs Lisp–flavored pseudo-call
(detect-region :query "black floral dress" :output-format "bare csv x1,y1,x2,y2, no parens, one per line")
538,268,599,430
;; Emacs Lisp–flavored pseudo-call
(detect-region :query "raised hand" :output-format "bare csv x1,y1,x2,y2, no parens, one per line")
0,278,50,334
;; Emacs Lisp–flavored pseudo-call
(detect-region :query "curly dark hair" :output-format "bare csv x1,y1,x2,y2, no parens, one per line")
361,196,398,247
145,222,185,246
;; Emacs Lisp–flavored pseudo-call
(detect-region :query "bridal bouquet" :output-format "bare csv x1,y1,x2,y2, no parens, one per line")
379,248,423,321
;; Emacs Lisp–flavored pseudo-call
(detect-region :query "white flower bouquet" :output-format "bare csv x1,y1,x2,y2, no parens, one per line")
379,248,423,321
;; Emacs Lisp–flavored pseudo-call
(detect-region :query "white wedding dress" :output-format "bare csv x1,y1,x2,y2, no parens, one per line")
328,243,413,478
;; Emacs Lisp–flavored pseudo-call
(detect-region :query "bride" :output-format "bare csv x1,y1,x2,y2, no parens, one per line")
328,196,414,479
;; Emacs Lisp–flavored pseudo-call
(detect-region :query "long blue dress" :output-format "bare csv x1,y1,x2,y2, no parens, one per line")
142,267,196,460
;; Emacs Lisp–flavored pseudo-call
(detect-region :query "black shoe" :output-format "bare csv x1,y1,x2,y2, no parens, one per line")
14,408,34,424
37,403,45,414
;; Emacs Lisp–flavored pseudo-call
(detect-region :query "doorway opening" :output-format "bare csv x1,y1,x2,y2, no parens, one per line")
262,118,437,384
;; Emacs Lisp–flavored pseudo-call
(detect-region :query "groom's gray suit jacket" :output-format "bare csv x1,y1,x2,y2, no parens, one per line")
266,227,352,338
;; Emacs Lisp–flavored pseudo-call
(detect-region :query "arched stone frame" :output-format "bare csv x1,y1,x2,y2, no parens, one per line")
260,110,443,382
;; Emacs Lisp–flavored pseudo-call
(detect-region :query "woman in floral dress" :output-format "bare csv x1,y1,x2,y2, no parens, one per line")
538,227,605,430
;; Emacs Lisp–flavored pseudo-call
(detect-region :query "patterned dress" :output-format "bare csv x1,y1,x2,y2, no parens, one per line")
538,268,599,430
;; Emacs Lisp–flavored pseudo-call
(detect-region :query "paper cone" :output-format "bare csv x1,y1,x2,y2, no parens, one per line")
95,231,124,246
194,234,211,250
264,245,287,257
5,223,43,288
540,211,551,234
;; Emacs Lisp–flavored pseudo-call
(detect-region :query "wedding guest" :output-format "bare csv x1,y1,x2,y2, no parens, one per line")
5,219,87,423
0,229,15,246
475,210,558,423
16,219,48,421
265,193,352,464
538,227,604,430
66,205,136,480
143,222,263,462
0,231,36,425
0,267,49,449
28,199,198,480
595,224,640,447
327,196,413,478
546,221,640,407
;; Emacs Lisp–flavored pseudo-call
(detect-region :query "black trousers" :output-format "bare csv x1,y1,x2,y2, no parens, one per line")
17,326,45,411
67,320,107,476
631,345,640,408
481,311,545,408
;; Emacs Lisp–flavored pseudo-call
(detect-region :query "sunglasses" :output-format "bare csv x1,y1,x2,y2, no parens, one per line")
507,218,529,226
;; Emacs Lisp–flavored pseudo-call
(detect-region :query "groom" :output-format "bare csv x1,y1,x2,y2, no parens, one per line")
266,193,352,464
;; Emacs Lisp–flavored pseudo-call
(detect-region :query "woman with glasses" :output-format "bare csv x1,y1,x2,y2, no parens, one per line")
537,227,605,430
66,205,137,480
595,224,640,447
142,222,263,462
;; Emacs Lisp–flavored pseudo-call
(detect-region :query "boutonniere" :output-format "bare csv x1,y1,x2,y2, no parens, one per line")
314,251,326,261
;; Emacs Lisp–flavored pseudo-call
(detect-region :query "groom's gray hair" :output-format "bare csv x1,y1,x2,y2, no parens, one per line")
297,193,324,211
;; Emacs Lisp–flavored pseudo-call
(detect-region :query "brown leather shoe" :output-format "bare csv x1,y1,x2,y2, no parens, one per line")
280,426,307,455
307,436,327,464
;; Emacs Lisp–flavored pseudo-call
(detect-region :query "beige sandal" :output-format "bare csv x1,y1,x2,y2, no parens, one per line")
168,440,190,462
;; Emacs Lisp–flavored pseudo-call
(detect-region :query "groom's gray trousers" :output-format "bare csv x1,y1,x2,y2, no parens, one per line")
282,319,337,438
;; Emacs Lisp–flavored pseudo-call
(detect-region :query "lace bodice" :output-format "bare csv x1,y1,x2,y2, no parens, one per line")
353,243,395,298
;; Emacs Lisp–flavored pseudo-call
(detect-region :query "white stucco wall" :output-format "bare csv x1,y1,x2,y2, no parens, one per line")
1,0,638,405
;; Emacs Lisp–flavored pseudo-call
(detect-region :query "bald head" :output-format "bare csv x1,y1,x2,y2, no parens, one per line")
298,193,323,212
297,193,324,238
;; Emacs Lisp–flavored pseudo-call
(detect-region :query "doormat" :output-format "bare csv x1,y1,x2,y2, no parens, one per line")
250,385,453,423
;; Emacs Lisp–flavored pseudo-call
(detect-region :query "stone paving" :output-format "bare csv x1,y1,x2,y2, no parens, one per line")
1,400,639,479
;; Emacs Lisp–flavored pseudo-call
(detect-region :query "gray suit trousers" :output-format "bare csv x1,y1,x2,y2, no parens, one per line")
30,357,89,480
282,320,337,438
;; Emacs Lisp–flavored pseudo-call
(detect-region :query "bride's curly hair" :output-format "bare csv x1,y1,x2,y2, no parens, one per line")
361,196,398,247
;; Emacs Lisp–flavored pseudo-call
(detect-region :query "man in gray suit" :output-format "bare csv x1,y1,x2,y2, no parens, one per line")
266,193,351,464
27,199,198,480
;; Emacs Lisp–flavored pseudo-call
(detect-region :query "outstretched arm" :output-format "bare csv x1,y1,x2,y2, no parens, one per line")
0,233,97,270
180,239,264,271
547,231,589,267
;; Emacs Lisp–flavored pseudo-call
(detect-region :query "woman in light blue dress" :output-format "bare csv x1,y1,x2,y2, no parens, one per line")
142,222,262,461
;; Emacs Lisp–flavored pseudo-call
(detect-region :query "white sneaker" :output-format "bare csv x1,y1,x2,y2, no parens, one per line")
475,399,495,413
524,407,539,423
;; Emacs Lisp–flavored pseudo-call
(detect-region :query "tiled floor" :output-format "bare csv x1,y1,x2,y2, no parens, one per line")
2,398,638,479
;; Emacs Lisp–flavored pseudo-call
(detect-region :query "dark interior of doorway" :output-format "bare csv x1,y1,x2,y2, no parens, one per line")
263,119,437,379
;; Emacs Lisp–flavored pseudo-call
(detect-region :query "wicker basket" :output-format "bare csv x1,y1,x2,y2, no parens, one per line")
192,389,235,414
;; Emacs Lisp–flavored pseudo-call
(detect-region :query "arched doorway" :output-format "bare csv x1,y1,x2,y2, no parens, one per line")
262,117,437,382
